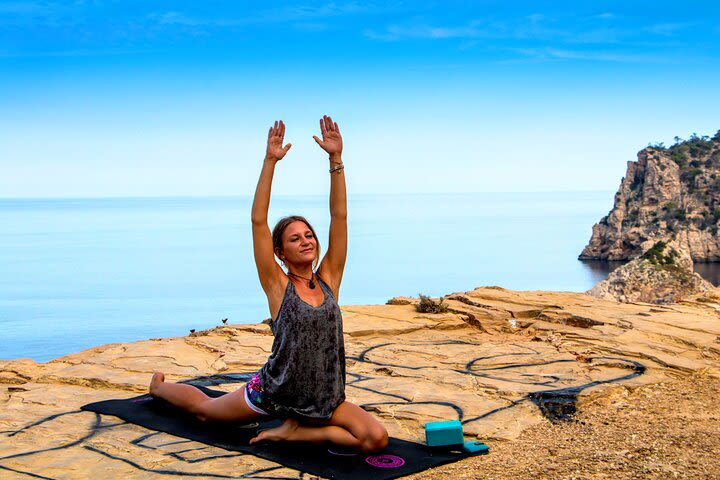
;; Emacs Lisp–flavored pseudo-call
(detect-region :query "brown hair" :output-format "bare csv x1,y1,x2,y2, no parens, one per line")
272,215,321,270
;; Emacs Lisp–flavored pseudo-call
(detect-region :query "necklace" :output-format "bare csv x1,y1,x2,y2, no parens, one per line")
288,271,316,289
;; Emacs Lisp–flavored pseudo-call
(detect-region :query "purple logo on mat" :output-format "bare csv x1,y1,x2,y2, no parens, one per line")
131,396,152,403
327,448,359,456
365,455,405,468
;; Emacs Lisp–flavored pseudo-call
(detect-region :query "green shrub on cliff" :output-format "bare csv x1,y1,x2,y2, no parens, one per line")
670,149,688,167
641,241,679,266
687,134,712,157
416,294,449,314
668,133,716,166
681,167,703,189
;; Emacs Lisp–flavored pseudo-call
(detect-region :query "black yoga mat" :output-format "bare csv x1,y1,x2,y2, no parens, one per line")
81,386,486,480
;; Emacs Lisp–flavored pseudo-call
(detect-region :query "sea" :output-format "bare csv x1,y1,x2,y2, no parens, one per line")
3,192,719,362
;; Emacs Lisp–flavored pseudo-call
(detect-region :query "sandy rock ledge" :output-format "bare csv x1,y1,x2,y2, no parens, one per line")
2,286,720,479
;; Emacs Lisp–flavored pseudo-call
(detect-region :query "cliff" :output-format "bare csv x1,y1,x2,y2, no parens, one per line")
580,132,720,261
2,287,720,478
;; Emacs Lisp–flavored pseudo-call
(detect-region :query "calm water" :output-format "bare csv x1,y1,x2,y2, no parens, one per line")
2,192,717,362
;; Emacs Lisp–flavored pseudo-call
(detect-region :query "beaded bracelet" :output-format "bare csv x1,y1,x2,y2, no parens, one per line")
329,163,345,174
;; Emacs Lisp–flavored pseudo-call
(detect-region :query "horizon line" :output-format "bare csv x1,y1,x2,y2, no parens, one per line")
0,189,617,201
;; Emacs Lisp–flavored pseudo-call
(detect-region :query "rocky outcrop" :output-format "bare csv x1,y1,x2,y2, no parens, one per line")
580,132,720,261
586,241,714,303
2,287,720,478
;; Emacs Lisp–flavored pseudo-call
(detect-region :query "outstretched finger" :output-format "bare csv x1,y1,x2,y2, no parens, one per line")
319,117,326,136
268,126,273,139
279,120,285,139
313,135,324,147
334,121,340,133
324,115,333,132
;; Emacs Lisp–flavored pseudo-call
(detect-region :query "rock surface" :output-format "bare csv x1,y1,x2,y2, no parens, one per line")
586,240,714,303
406,372,720,480
2,287,720,479
580,132,720,261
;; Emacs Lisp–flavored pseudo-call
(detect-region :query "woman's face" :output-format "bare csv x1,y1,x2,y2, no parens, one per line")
280,220,318,266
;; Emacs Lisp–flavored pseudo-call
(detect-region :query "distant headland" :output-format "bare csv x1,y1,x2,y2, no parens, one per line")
581,131,720,262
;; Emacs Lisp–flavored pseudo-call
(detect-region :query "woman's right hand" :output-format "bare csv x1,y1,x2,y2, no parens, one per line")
265,120,292,162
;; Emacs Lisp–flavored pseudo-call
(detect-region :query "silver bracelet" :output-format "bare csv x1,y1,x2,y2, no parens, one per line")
329,163,344,173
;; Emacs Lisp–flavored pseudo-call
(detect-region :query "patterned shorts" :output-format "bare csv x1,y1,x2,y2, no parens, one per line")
244,372,280,417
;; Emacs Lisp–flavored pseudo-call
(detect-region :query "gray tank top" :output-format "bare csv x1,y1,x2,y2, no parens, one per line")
259,274,346,420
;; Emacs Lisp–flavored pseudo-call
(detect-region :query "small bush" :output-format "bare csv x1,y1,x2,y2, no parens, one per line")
641,241,679,266
416,294,449,314
680,167,703,186
670,150,687,167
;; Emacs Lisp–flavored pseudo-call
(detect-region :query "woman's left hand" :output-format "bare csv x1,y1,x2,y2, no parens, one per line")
313,115,343,159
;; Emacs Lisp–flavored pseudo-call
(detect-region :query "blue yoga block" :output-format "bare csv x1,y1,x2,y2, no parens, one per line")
425,420,464,447
463,441,490,454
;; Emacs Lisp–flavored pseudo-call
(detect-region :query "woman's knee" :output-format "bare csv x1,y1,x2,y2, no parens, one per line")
360,424,388,452
191,400,213,422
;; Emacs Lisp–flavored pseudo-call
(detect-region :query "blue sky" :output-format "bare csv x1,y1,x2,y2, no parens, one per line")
1,1,719,197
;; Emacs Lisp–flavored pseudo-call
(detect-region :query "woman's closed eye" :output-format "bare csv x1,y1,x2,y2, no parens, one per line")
289,233,313,242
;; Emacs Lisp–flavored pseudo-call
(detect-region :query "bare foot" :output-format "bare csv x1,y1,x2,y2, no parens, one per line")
249,417,299,444
149,371,165,396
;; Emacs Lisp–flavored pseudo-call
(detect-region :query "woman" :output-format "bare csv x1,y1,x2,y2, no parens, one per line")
149,115,389,452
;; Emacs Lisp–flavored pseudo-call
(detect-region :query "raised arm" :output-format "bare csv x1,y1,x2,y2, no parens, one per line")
314,115,347,299
252,120,291,295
